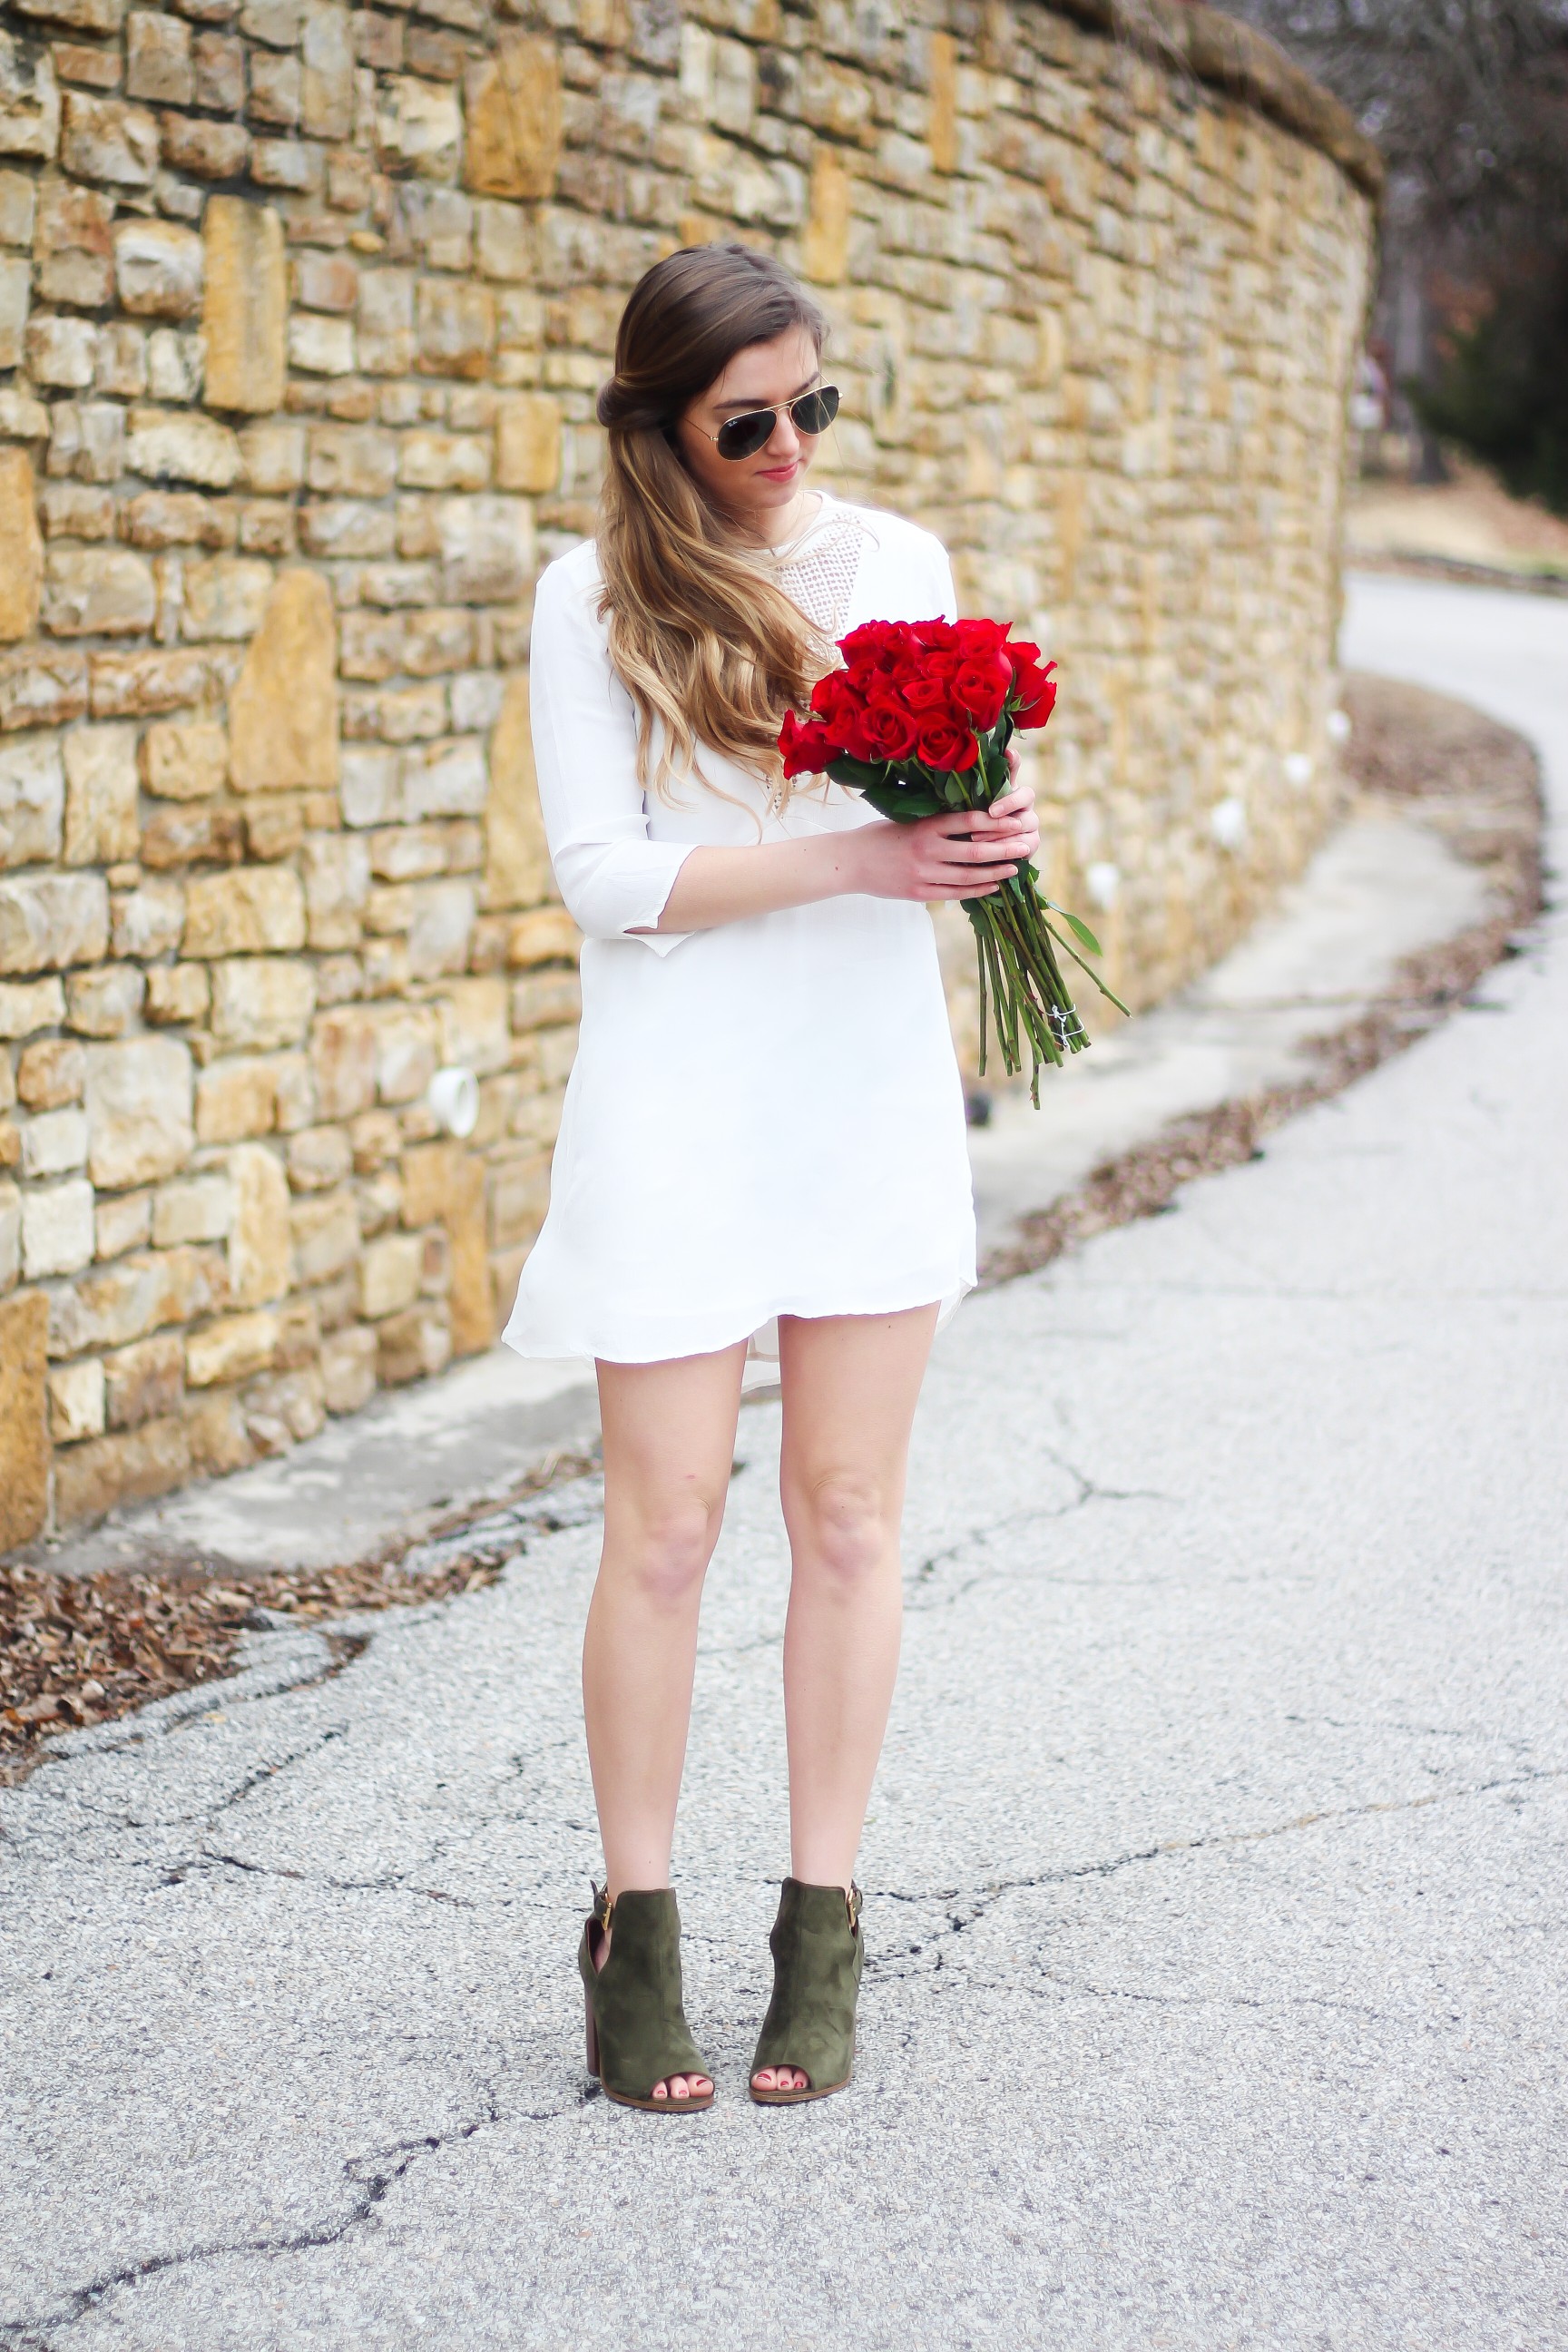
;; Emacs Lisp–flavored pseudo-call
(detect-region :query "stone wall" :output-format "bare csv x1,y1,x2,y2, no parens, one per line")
0,0,1376,1546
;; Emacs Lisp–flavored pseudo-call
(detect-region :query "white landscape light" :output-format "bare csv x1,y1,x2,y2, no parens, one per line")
1210,796,1248,851
427,1064,480,1139
1085,860,1121,909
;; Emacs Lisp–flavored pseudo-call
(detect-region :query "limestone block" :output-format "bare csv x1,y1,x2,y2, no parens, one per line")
319,1319,375,1413
143,962,207,1024
801,146,852,285
209,956,317,1051
0,253,30,372
302,833,369,948
928,32,958,174
63,723,138,864
358,1229,421,1320
87,645,212,719
161,114,249,181
46,1241,224,1356
54,1414,191,1526
66,963,143,1036
436,496,531,603
142,804,244,869
310,1005,377,1119
482,672,551,910
0,976,66,1037
403,736,486,820
464,34,561,201
49,1355,105,1442
21,1105,87,1177
0,734,64,867
194,1054,278,1143
0,166,34,242
505,906,579,967
376,76,460,180
0,646,88,733
23,1177,95,1279
0,1288,49,1549
399,431,492,493
191,31,243,112
487,1148,548,1251
446,1150,491,1356
436,975,510,1079
183,867,306,956
0,447,43,642
185,1307,278,1387
356,270,414,376
183,1386,253,1474
61,93,159,187
289,312,355,376
126,10,192,103
290,1185,358,1282
0,34,60,163
43,548,156,639
151,1171,231,1246
244,1365,325,1451
141,720,228,800
17,1037,83,1109
338,747,399,828
228,1140,290,1307
249,48,300,128
307,424,394,496
103,1330,183,1428
113,219,202,318
0,1175,19,1289
202,197,286,415
376,1298,450,1386
475,201,531,284
370,1004,436,1104
494,395,559,494
97,1190,156,1255
239,420,305,495
84,1035,192,1189
182,555,272,640
286,1123,350,1191
228,567,338,793
0,873,109,973
416,279,495,380
301,4,354,139
407,877,475,979
124,406,243,489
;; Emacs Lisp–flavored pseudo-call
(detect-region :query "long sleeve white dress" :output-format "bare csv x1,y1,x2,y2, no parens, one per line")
502,491,976,1367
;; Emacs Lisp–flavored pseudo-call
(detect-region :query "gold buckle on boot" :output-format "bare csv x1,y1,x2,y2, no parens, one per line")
847,1883,863,1931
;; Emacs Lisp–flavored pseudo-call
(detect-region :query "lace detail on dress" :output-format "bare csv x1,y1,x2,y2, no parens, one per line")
756,497,872,642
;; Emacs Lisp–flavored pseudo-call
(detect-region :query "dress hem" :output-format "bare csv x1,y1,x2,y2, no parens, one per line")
502,1268,975,1369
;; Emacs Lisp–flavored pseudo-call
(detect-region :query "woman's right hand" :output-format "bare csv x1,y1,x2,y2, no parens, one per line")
850,795,1040,904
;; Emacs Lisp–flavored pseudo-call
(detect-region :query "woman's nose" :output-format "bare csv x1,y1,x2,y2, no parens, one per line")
762,410,801,463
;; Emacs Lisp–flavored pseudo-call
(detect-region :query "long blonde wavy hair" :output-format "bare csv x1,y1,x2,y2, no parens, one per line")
595,244,831,803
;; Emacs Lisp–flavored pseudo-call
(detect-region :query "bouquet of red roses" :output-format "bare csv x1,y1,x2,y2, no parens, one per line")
778,617,1127,1103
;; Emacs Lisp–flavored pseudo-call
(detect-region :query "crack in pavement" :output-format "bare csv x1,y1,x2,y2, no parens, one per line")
903,1461,1174,1617
56,1727,349,1835
0,2083,523,2351
156,1847,492,1910
866,1764,1568,1974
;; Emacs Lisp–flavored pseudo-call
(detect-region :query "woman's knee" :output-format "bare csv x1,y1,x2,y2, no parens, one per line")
605,1488,723,1610
786,1467,893,1592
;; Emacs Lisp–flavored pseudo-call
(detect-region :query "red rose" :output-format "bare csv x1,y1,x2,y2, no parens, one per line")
809,670,860,724
1004,636,1042,677
910,619,956,651
953,617,1009,658
916,713,978,771
779,709,838,778
854,694,921,763
1011,659,1058,730
901,672,955,717
951,649,1013,730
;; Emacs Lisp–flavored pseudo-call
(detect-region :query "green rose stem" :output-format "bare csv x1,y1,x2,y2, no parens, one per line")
818,699,1128,1107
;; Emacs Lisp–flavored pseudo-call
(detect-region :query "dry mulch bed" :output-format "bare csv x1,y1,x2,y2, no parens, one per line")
980,671,1544,1285
0,1455,594,1781
1,674,1544,1776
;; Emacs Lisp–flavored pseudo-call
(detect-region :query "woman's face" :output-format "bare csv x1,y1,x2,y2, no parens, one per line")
677,325,826,525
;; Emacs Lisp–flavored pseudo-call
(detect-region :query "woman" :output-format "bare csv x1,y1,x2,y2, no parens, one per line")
504,243,1040,2112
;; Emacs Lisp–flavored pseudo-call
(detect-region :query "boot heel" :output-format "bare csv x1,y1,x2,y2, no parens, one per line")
585,1994,600,2079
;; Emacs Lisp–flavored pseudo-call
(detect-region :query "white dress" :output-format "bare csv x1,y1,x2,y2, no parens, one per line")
502,492,977,1367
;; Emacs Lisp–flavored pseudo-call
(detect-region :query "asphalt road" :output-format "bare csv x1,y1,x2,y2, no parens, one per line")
3,575,1564,2351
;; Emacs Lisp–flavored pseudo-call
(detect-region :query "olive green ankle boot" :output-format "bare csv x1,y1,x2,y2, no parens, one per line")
750,1878,864,2105
578,1886,714,2113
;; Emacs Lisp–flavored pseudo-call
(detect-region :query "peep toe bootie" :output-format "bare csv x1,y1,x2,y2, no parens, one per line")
578,1886,714,2114
750,1878,864,2105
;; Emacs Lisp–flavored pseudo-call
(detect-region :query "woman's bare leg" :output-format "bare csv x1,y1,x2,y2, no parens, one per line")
752,1303,938,2092
584,1340,747,2102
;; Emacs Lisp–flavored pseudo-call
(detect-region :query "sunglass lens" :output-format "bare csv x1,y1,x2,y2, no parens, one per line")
792,387,839,434
715,410,777,461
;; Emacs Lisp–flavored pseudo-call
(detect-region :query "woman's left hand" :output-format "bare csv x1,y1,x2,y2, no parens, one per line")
969,771,1040,872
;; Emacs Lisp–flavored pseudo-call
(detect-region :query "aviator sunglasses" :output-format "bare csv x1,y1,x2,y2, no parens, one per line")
689,384,841,462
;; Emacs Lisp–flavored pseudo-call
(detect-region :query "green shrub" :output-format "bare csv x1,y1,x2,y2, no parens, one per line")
1416,252,1568,516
